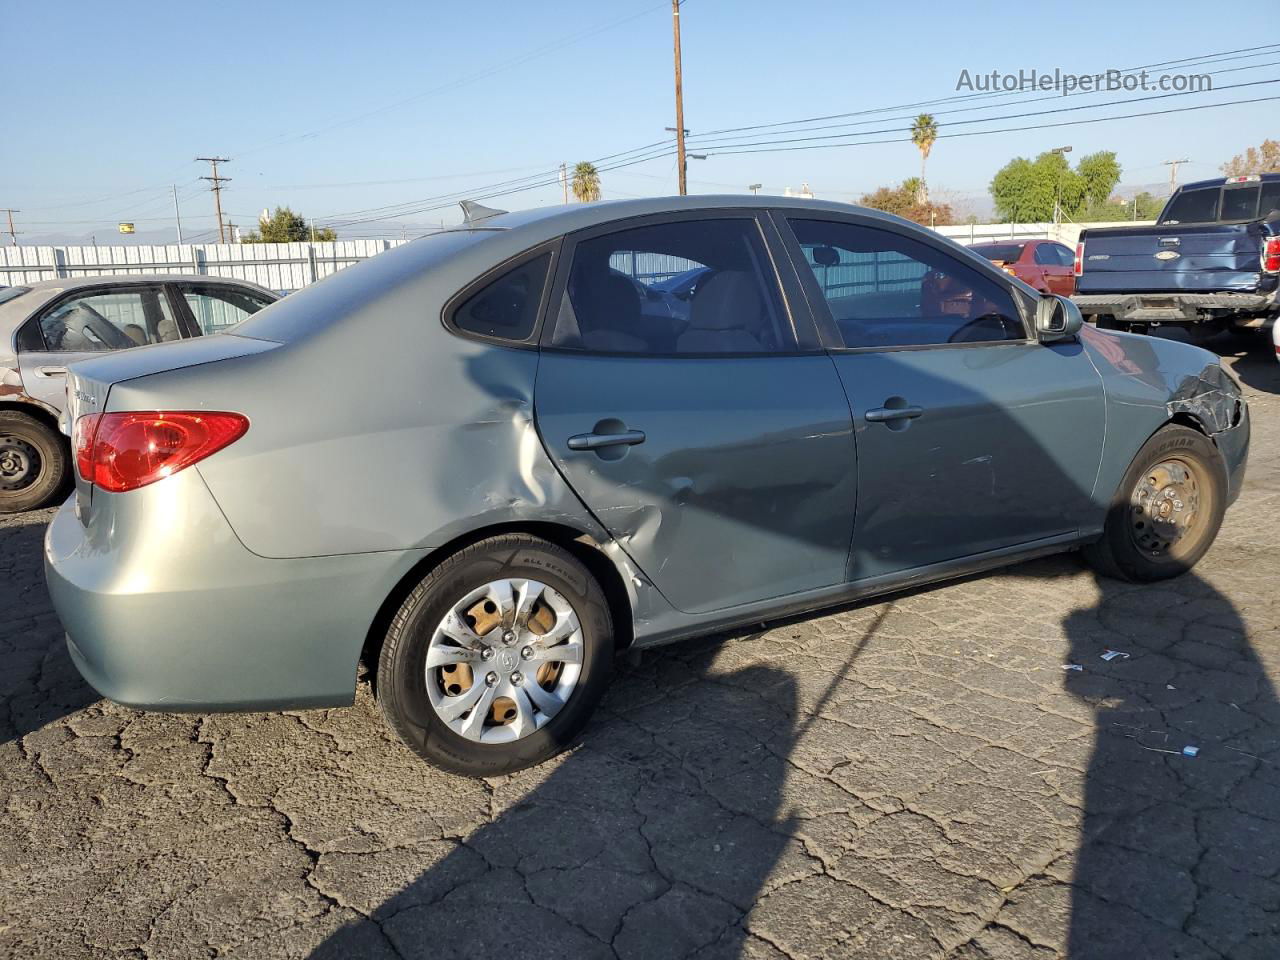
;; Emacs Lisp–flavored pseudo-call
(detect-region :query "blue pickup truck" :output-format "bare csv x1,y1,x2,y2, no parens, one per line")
1073,174,1280,339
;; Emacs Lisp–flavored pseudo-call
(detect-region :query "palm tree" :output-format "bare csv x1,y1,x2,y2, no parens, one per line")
571,162,601,203
910,114,938,205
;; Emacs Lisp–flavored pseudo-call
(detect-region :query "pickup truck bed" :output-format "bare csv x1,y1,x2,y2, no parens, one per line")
1073,175,1280,334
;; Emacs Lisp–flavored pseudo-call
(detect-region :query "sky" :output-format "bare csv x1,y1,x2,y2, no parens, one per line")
4,0,1277,244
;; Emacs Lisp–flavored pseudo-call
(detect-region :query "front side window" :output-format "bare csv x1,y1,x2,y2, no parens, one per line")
36,287,180,353
552,218,790,355
450,253,551,343
1160,188,1219,225
788,219,1026,349
181,284,274,335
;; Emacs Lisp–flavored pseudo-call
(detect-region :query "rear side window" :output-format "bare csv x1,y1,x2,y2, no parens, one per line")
1160,188,1219,224
551,218,791,355
449,253,551,343
1033,243,1071,266
788,218,1026,349
1221,185,1260,222
37,287,180,352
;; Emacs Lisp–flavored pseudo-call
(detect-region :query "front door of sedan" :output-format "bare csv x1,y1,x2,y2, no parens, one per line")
780,216,1105,582
15,284,185,412
535,214,857,615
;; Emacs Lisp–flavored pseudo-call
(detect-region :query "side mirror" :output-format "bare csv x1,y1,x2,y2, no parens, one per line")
1036,295,1083,342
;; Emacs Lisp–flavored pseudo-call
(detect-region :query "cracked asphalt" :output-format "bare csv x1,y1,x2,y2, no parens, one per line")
2,342,1279,960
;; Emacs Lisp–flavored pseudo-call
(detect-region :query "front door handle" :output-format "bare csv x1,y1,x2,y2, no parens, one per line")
35,365,67,377
567,429,647,451
865,404,924,423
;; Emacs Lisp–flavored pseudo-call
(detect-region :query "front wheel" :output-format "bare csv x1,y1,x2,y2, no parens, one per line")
377,534,614,776
1083,424,1226,582
0,411,70,514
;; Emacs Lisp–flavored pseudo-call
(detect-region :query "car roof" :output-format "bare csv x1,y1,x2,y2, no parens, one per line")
450,194,912,236
1179,172,1280,191
13,274,276,295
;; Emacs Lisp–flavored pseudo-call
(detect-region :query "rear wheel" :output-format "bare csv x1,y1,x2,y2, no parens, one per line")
1083,424,1226,582
377,534,614,776
0,411,69,514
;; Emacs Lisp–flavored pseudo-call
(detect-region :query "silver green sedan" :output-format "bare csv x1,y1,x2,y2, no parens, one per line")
45,196,1249,776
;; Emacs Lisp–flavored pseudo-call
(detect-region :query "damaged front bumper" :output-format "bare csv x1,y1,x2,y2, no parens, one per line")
1168,363,1250,504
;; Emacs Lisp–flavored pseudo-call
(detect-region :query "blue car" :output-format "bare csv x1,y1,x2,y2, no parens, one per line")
46,196,1249,775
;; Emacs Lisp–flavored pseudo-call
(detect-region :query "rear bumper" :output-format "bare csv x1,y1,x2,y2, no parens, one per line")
44,470,426,711
1073,292,1274,323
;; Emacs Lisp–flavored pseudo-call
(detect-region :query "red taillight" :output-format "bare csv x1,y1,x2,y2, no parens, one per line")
1263,237,1280,274
1074,242,1084,276
74,411,248,492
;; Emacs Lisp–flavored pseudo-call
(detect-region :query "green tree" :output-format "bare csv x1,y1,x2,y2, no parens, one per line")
910,114,938,204
571,162,601,203
1076,151,1122,208
242,206,336,243
1222,139,1280,176
990,151,1088,222
858,180,954,226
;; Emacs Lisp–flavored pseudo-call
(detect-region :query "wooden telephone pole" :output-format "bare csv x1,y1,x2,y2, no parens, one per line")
197,157,231,242
0,209,19,245
671,0,687,196
1163,158,1190,196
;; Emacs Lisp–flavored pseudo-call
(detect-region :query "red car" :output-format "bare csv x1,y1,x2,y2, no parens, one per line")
968,239,1076,296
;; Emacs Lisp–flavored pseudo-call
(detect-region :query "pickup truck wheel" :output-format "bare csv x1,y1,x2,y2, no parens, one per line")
376,534,614,776
1083,425,1225,582
0,412,70,514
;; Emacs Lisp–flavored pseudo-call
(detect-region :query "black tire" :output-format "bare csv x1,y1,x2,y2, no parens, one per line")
1083,424,1226,582
0,411,70,514
377,534,614,776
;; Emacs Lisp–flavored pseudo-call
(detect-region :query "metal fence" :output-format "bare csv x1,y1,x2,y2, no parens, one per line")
0,221,1154,296
0,238,403,292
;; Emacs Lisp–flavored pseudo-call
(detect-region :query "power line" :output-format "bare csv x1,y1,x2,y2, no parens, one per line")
688,42,1280,141
684,57,1280,150
689,78,1280,154
705,92,1280,157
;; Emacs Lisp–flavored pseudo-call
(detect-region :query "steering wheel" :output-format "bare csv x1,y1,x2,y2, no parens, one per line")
946,312,1018,344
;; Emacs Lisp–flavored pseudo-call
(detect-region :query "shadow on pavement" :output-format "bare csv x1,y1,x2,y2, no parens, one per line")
0,510,97,749
1056,570,1280,959
308,613,887,960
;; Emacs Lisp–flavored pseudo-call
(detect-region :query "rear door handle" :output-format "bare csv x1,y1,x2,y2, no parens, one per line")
865,405,924,423
35,366,67,377
567,429,647,451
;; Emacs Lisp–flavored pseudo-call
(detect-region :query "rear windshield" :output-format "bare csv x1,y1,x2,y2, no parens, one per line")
1159,182,1280,225
1160,188,1219,225
0,286,31,307
970,243,1025,263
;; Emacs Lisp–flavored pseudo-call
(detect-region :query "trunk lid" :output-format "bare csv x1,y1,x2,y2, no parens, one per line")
65,334,279,517
1076,221,1265,294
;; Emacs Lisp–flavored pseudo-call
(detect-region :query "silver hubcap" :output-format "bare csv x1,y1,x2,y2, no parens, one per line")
426,578,584,743
1130,458,1200,555
0,436,39,492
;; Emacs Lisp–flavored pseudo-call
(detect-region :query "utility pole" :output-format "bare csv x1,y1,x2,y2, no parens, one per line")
1163,158,1190,195
171,185,184,244
0,209,19,245
197,157,231,243
748,183,762,195
560,163,569,204
671,0,687,196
